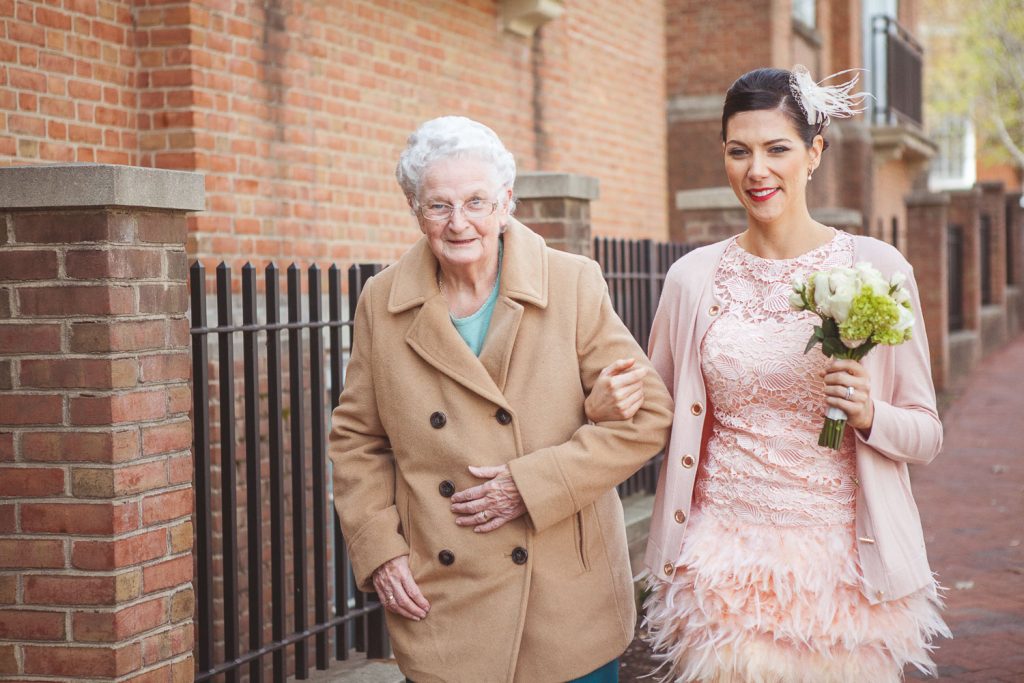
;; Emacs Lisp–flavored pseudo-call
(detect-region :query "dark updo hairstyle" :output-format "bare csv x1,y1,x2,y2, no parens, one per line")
721,67,829,151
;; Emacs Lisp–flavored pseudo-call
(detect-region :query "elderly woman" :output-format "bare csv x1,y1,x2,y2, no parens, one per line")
328,116,673,683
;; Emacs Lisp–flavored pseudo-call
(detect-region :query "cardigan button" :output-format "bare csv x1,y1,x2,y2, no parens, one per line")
495,408,512,426
673,509,686,524
663,562,675,576
681,454,695,468
511,547,528,565
709,304,720,316
690,402,703,416
430,411,447,429
438,549,455,566
438,480,456,498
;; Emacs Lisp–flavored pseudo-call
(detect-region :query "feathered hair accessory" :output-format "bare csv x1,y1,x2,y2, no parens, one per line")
789,64,870,128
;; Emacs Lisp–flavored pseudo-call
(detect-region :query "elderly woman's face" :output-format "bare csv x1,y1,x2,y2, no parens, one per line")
415,157,510,272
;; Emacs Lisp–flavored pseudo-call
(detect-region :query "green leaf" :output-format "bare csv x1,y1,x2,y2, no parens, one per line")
821,337,846,358
804,333,819,355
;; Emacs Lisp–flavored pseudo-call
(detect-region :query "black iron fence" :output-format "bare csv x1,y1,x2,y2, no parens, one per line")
188,236,693,681
980,214,993,305
593,236,698,497
870,15,924,127
190,262,386,683
948,225,965,331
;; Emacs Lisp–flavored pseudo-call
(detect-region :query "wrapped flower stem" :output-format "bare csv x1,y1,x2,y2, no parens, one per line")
791,263,913,451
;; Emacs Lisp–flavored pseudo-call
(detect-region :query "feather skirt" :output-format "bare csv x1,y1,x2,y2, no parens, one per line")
641,510,950,683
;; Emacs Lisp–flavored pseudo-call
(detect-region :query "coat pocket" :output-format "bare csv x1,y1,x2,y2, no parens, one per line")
574,507,591,572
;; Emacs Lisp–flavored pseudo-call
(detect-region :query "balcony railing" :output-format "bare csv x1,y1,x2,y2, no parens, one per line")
869,15,924,128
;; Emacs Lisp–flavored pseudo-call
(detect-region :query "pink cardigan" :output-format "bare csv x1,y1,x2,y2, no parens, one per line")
644,235,942,604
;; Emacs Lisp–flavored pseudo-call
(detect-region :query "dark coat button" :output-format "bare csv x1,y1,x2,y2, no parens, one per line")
438,549,455,566
511,547,528,565
495,408,512,425
438,480,456,498
429,411,446,429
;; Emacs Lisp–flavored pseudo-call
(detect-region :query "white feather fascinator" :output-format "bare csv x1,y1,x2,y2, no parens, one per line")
789,64,870,127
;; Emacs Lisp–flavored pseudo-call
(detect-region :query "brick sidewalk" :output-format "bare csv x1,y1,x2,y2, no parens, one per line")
905,335,1024,681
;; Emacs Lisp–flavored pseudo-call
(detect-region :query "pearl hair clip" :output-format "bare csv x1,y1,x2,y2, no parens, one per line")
789,64,870,128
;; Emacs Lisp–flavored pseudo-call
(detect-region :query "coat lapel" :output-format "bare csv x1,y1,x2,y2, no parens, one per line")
478,296,523,392
388,219,549,407
405,293,509,408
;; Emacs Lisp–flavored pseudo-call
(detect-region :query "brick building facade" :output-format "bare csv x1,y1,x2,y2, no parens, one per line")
0,0,670,269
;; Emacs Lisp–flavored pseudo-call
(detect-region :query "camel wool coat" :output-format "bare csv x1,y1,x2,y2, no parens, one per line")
329,219,673,683
644,235,943,605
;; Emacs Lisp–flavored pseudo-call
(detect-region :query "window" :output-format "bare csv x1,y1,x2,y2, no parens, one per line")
793,0,816,28
929,116,977,191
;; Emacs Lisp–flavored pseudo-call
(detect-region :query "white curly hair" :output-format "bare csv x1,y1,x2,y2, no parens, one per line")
395,116,517,211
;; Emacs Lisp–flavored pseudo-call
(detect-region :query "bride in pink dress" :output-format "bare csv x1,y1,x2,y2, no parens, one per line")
595,66,950,681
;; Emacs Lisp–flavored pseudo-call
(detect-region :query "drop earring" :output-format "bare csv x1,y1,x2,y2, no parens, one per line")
807,168,814,181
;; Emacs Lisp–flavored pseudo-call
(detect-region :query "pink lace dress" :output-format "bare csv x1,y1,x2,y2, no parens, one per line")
643,232,949,682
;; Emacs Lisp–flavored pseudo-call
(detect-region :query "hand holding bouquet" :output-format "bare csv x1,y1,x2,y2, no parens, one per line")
790,262,914,449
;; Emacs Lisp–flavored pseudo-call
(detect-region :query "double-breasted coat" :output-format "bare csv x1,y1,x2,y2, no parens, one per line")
329,219,673,683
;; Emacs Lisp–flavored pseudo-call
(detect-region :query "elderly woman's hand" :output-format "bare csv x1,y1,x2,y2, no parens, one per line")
822,357,874,433
585,358,647,422
450,465,526,532
372,555,430,621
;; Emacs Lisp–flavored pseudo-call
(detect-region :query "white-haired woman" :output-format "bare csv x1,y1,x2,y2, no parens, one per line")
328,116,673,683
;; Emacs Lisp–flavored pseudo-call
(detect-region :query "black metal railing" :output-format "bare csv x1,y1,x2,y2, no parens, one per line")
594,236,698,497
948,225,965,330
190,261,387,683
870,15,924,127
980,214,993,305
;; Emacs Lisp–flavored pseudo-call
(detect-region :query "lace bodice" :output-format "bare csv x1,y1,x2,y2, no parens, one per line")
697,231,858,527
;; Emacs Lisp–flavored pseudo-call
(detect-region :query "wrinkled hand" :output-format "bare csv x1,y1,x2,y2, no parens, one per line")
372,555,430,621
821,358,874,432
585,358,647,422
450,465,526,533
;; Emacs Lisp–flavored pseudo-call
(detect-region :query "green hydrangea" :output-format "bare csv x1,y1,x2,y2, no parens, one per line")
838,286,903,345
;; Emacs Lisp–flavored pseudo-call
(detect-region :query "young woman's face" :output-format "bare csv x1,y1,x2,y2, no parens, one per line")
723,108,822,229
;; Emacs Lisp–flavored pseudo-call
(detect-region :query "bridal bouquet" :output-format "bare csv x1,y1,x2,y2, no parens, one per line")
790,263,914,449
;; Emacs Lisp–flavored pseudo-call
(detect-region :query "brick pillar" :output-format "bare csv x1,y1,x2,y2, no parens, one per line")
1007,193,1023,287
514,172,598,257
949,188,982,332
0,164,204,682
1007,193,1024,336
905,192,950,392
979,181,1007,305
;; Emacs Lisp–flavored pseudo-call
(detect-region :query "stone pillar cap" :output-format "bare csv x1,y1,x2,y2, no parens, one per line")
0,163,205,211
515,172,599,201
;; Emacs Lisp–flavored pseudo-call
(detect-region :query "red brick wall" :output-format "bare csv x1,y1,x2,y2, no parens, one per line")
0,0,140,165
667,0,774,97
1,0,669,268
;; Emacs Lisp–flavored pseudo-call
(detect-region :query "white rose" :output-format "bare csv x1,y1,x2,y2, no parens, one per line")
789,290,806,310
893,287,911,306
829,283,857,323
812,271,833,317
791,272,806,292
894,304,915,333
890,271,907,289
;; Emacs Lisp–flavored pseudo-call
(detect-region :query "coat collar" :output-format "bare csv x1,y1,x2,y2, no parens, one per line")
386,217,549,314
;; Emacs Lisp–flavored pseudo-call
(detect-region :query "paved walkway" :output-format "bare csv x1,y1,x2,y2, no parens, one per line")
905,335,1024,681
620,335,1024,682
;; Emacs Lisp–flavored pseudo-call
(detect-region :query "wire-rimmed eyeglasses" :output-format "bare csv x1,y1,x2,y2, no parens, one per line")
416,199,498,222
